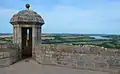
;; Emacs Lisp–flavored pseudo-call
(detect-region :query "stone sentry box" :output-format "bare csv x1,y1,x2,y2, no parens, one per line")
10,4,45,59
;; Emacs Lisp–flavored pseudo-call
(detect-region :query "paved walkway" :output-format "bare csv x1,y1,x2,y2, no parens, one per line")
0,59,110,74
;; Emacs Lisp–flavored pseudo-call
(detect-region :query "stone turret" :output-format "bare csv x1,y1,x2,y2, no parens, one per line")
10,4,45,58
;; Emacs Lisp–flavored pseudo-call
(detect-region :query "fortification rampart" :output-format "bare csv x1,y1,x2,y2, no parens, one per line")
0,44,120,74
0,44,20,67
35,44,120,74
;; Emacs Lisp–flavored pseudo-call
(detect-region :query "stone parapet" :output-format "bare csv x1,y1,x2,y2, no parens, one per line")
34,44,120,74
0,48,19,67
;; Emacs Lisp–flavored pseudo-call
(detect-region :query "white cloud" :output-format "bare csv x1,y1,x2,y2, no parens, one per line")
40,5,95,32
37,2,120,34
0,1,120,34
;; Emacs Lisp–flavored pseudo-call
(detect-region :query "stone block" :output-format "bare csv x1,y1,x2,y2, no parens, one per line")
3,52,9,58
77,61,85,68
0,56,3,59
36,57,42,63
95,63,108,68
36,54,41,58
10,56,18,63
116,70,120,74
51,58,57,64
0,52,3,56
0,58,11,67
0,52,4,59
86,63,95,68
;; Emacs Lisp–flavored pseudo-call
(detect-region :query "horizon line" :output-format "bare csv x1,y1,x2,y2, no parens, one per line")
0,33,119,35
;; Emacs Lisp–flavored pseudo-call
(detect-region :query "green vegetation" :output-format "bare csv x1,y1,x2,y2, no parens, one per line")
0,33,120,49
41,34,120,49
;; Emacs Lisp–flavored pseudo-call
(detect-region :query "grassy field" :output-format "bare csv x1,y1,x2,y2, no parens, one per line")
0,33,120,49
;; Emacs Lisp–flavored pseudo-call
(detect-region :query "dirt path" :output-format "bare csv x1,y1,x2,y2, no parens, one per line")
0,59,110,74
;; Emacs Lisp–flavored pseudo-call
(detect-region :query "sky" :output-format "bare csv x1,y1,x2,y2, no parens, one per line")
0,0,120,34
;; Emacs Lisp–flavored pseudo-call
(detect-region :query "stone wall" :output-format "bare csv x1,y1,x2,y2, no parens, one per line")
0,44,8,48
0,48,20,67
34,44,120,74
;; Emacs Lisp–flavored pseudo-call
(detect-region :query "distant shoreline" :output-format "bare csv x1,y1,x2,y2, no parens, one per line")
0,33,119,35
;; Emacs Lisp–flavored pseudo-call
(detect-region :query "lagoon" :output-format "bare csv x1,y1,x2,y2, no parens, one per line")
89,36,111,39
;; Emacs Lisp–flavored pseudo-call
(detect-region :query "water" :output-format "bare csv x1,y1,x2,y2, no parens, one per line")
89,36,111,39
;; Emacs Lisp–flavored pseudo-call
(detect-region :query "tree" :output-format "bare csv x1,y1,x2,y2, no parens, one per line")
101,42,115,48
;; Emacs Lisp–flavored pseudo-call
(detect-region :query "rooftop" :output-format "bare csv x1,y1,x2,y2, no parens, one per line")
10,4,45,25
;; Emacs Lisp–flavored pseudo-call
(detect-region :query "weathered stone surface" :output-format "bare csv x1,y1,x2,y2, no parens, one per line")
0,48,19,67
10,10,45,25
0,52,4,59
0,59,113,74
3,52,9,58
0,58,11,67
10,5,44,60
34,44,120,72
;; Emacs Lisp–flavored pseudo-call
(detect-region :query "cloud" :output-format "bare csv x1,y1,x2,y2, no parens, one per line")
39,5,98,33
38,2,120,34
0,0,120,34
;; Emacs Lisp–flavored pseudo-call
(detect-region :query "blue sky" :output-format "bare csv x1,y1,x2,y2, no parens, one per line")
0,0,120,34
